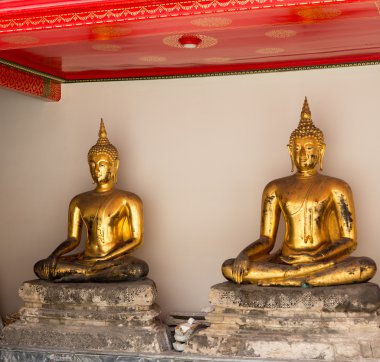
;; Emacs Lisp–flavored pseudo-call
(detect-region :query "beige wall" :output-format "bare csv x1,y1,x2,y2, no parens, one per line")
0,66,379,317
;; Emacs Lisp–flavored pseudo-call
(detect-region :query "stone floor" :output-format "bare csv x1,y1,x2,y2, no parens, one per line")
2,349,379,362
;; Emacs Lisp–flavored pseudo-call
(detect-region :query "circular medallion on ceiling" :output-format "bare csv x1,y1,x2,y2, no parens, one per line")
139,56,167,63
297,7,342,20
203,57,231,63
191,17,232,27
92,44,122,52
92,26,131,40
1,35,39,45
163,34,217,49
256,47,285,55
265,29,297,39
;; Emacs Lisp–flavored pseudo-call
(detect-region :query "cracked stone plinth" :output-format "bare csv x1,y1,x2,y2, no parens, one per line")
186,282,380,361
0,279,171,353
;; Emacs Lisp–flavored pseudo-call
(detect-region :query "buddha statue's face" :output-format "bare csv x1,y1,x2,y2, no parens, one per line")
290,137,324,173
89,153,119,185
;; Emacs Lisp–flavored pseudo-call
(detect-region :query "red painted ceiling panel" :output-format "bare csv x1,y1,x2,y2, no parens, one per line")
0,0,379,81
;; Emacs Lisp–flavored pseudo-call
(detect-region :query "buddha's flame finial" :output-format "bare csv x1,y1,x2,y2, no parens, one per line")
289,97,324,146
99,118,108,139
88,118,119,161
301,97,311,121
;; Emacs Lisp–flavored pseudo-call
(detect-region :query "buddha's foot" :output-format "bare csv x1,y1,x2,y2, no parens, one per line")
35,255,149,283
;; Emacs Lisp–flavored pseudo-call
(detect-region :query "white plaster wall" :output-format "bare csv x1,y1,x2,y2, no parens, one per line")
0,66,379,317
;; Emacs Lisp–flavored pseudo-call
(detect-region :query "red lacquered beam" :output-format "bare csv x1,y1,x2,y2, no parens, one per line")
0,62,61,101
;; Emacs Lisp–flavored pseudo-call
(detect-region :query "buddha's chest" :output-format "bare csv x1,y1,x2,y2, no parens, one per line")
279,184,333,218
79,196,128,228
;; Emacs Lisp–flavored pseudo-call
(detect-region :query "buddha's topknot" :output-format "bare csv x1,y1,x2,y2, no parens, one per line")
88,119,119,162
289,97,325,146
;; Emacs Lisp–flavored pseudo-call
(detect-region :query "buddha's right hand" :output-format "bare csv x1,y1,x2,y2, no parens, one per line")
232,254,250,284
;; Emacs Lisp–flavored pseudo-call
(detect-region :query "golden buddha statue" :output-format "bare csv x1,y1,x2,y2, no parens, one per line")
34,120,148,282
222,98,376,287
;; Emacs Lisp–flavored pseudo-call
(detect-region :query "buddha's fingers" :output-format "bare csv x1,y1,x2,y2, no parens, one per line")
238,269,244,284
233,269,240,284
232,265,240,283
233,267,241,284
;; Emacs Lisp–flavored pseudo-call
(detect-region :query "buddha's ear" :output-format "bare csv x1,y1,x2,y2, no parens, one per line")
113,159,120,184
318,143,326,171
287,144,294,172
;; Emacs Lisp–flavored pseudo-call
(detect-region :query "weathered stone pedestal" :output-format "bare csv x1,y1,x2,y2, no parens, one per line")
186,282,380,361
1,279,171,353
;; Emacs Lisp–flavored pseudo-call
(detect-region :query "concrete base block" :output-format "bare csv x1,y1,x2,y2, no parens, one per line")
1,279,171,353
186,282,380,361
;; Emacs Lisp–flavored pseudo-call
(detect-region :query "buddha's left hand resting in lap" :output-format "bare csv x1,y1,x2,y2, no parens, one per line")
34,120,148,282
222,98,376,287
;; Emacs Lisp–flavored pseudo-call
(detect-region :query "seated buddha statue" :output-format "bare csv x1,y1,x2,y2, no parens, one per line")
222,98,376,287
34,120,148,282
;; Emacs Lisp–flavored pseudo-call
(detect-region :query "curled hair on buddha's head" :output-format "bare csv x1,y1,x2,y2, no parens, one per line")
289,97,325,147
287,97,326,172
88,118,119,162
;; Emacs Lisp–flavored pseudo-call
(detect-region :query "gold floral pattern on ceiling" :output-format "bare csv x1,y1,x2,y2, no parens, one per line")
265,29,297,39
297,7,342,20
91,25,131,40
191,17,232,27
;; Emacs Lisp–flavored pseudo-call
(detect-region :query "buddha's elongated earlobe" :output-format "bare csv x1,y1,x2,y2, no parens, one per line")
89,165,95,184
318,143,326,171
287,144,295,172
113,160,119,184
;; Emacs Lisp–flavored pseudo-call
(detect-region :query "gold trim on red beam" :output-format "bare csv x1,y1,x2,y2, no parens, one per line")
0,0,350,32
1,57,380,84
62,61,380,82
0,62,61,101
0,58,66,82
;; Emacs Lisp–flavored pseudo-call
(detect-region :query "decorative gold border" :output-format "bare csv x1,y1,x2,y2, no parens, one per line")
0,58,66,82
64,60,380,82
0,0,349,32
1,56,380,84
0,62,61,101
